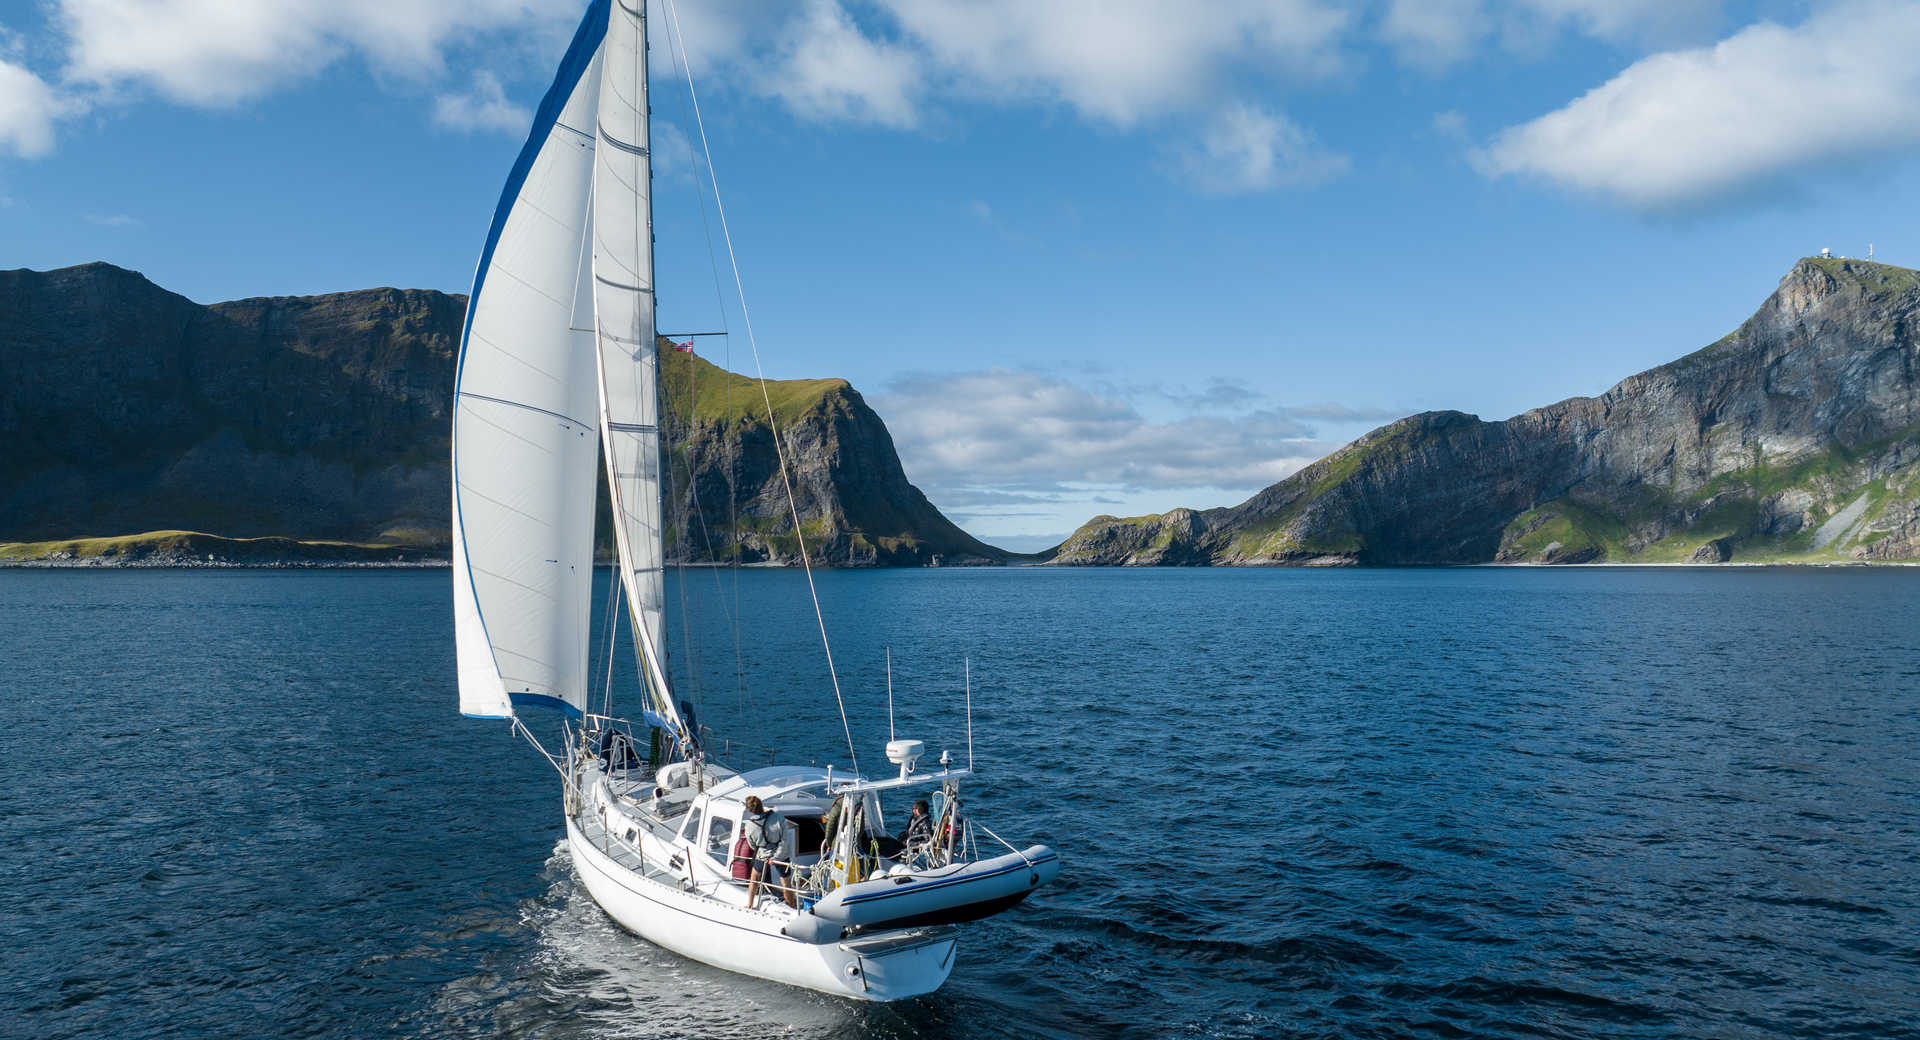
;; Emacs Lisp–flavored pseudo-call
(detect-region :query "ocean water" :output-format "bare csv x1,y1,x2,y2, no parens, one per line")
2,566,1918,1039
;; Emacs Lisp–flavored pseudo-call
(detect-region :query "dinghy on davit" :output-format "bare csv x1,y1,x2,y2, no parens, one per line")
449,0,1060,1001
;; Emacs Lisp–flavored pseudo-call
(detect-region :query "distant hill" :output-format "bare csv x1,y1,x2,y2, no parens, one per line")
1054,257,1920,565
0,262,1002,566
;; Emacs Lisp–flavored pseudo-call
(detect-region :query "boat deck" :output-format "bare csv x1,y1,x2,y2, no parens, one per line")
574,787,803,923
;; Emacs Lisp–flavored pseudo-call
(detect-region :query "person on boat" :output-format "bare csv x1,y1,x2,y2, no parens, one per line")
742,795,796,910
902,799,933,854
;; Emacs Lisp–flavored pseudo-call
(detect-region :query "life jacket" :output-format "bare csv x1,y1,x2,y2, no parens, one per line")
729,833,753,880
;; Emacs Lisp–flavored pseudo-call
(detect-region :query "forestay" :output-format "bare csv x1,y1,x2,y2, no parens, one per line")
450,1,610,719
592,0,682,736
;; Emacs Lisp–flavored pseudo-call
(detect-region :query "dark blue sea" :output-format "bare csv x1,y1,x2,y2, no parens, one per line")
3,566,1918,1039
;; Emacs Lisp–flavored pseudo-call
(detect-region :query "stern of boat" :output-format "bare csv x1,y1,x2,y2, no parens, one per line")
834,928,959,1001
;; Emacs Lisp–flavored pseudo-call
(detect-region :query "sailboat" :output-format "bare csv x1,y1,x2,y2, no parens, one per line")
450,0,1060,1001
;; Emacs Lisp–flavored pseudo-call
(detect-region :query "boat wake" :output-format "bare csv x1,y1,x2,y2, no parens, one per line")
506,840,866,1038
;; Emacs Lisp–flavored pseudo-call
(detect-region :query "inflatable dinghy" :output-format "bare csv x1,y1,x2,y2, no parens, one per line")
783,845,1060,943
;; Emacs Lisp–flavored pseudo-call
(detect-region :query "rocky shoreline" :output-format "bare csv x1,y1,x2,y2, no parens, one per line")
0,556,450,569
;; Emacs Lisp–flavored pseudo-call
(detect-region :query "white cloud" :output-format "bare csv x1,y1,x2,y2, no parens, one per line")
1168,103,1349,195
659,0,1353,194
1474,3,1920,210
878,0,1349,127
872,369,1341,504
665,0,1349,132
1379,0,1723,73
1382,0,1486,73
0,58,79,158
757,0,920,127
16,0,1354,195
432,71,528,134
53,0,577,107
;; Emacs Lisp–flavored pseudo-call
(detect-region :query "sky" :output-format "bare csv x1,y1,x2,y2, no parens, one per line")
4,0,1920,550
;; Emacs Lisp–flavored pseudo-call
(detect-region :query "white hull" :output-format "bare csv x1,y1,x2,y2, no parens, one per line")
564,816,958,1001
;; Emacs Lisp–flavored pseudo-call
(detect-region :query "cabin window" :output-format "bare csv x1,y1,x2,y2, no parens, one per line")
679,809,702,844
706,812,735,863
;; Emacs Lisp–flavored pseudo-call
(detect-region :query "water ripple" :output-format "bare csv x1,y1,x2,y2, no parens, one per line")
1,567,1918,1039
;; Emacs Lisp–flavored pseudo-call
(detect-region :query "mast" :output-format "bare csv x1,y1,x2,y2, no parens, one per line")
592,0,688,747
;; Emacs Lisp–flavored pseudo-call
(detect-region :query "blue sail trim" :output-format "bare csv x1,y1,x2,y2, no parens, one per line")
511,693,586,719
452,0,608,722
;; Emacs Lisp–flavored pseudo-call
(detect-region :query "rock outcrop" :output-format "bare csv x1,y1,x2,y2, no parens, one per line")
1053,257,1920,565
0,262,1000,566
658,350,1001,566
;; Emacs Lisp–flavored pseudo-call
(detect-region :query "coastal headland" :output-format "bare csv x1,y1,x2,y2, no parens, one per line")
4,257,1916,567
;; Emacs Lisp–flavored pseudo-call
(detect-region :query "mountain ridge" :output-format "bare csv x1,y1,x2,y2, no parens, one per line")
0,261,1003,566
1052,257,1920,565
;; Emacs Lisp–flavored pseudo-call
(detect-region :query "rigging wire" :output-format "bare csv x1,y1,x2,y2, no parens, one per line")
672,343,701,712
601,560,623,719
662,0,859,775
657,6,754,737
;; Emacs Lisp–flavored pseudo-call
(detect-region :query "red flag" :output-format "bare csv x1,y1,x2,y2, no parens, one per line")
676,339,694,353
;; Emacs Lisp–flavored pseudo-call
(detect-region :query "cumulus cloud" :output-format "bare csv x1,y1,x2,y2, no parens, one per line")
1168,103,1349,195
658,0,1351,194
0,58,79,158
53,0,576,106
1380,0,1723,72
10,0,1352,192
1473,3,1920,210
877,0,1348,127
755,0,920,127
871,369,1348,510
431,71,529,134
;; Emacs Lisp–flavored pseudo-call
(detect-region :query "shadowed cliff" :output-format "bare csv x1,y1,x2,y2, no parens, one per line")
0,262,1001,566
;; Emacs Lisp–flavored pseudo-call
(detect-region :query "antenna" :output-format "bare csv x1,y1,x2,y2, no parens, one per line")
964,656,974,771
886,647,895,742
1869,243,1875,261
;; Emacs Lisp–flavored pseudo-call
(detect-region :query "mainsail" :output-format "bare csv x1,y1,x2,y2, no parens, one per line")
592,0,685,740
451,1,609,719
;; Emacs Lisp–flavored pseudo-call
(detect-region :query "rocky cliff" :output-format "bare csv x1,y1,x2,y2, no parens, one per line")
0,262,459,547
0,262,999,565
1054,257,1920,565
659,350,1001,565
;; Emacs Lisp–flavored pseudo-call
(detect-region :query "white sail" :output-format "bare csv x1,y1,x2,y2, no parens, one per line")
451,4,608,719
591,0,680,733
